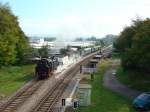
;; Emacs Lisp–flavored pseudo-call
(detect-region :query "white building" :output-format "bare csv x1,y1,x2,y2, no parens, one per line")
30,38,53,49
29,38,95,54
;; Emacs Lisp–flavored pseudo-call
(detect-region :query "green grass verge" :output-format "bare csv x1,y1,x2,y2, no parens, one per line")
116,66,150,92
77,59,135,112
0,65,35,99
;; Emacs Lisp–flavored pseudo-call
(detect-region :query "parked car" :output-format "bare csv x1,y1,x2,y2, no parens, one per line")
133,92,150,111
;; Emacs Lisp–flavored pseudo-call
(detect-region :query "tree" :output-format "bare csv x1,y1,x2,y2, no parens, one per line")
95,39,105,47
60,48,69,56
102,34,117,46
115,18,150,72
74,37,83,41
38,46,49,58
44,37,56,41
86,36,97,41
0,3,30,66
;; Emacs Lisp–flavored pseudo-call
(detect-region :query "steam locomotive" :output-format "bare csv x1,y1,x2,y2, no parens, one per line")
35,56,59,79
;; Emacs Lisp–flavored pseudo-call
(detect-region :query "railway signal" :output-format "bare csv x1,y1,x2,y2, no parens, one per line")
62,98,66,106
73,100,79,109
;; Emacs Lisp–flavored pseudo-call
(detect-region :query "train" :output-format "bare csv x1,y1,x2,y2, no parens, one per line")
83,46,101,56
35,46,102,79
35,56,59,79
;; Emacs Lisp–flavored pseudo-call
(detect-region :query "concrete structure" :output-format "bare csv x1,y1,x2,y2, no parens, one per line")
77,84,92,106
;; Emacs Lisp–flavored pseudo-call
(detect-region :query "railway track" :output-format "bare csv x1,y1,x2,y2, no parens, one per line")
31,67,79,112
0,79,44,112
30,52,99,112
0,51,99,112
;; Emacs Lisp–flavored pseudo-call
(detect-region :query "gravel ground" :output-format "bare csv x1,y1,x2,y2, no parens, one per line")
16,63,76,112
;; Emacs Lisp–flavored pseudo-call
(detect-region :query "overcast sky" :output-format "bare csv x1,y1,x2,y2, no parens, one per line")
1,0,150,38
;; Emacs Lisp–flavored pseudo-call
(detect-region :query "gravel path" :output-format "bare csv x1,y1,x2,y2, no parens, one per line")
103,59,141,100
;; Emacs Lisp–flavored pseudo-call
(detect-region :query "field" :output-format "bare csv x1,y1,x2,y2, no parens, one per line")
117,66,150,92
77,59,136,112
0,65,35,100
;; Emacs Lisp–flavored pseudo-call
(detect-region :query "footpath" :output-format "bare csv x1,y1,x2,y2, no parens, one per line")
103,59,141,100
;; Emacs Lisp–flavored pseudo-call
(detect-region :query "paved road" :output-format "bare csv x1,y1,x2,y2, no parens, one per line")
103,59,141,100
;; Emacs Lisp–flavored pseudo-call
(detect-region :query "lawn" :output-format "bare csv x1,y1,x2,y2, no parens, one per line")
77,59,136,112
0,65,35,99
116,66,150,92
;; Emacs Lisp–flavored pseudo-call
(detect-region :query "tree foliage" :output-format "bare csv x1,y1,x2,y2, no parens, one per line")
44,37,56,42
86,36,97,41
115,18,150,72
38,46,49,58
102,34,117,46
0,3,30,66
60,48,69,56
95,39,105,47
74,37,83,41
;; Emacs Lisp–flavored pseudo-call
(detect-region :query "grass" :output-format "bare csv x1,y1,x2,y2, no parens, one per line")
0,65,35,99
77,59,135,112
116,66,150,92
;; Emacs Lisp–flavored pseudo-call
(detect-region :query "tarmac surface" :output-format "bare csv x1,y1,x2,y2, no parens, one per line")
103,59,141,100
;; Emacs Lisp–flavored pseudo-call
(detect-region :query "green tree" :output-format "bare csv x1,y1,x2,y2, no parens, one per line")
60,48,69,56
44,37,56,41
0,3,29,66
115,18,150,72
95,39,105,47
38,46,49,58
86,36,97,41
74,37,83,41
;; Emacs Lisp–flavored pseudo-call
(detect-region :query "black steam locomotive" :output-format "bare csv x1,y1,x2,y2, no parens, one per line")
35,57,59,79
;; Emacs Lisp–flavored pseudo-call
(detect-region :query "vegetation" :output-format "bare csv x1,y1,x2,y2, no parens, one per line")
0,3,30,66
77,59,135,112
38,45,49,58
114,18,150,72
74,35,117,47
0,4,36,100
101,34,117,46
95,39,105,47
44,37,56,42
117,66,150,92
74,37,84,41
60,48,69,56
86,36,97,41
0,65,35,99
